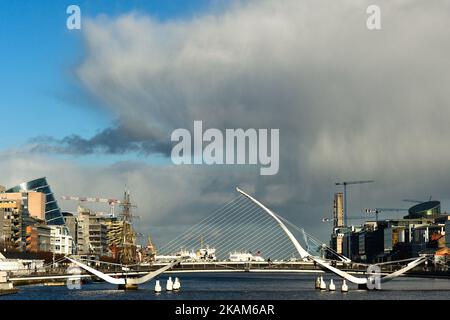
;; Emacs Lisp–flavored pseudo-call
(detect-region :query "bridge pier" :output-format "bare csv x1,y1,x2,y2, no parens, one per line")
357,283,368,290
118,283,138,290
0,272,18,295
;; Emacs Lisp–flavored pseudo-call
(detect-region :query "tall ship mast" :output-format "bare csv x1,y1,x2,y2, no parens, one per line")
118,189,138,265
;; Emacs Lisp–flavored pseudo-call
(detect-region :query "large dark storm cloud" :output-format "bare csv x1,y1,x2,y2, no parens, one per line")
29,120,172,156
12,0,450,242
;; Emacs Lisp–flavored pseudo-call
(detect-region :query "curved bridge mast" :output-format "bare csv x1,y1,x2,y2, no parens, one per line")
236,187,428,287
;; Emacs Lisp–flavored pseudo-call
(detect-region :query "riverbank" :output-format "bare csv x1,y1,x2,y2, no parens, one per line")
0,283,18,295
0,289,18,296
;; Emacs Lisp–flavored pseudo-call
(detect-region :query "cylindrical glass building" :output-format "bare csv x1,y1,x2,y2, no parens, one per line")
406,201,441,219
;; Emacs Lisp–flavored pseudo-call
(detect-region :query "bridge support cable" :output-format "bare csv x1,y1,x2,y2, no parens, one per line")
160,196,257,251
158,196,248,252
208,209,293,258
158,196,253,254
255,230,300,260
202,205,270,249
236,188,310,259
274,213,351,262
158,199,265,257
157,194,300,261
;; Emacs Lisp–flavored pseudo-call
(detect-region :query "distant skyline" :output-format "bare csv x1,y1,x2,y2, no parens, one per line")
1,0,450,244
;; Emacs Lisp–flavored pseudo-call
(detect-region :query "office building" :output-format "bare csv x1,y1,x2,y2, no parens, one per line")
49,225,73,255
446,220,450,248
62,212,78,253
26,223,51,253
0,190,47,251
6,177,65,225
0,199,22,249
76,207,109,256
330,195,450,263
405,201,441,219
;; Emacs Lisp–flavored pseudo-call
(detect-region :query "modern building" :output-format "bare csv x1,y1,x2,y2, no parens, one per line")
405,201,441,219
335,233,344,254
412,224,445,244
0,191,46,220
26,223,51,253
25,223,73,255
383,225,406,253
329,193,348,258
357,227,384,262
0,181,72,254
341,226,361,260
76,207,109,256
65,209,132,259
62,211,78,253
0,191,47,248
330,194,450,263
6,177,65,225
0,199,22,249
49,225,73,255
446,220,450,248
333,192,344,228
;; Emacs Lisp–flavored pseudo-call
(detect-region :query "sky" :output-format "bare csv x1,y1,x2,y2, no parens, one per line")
1,0,450,247
0,0,216,153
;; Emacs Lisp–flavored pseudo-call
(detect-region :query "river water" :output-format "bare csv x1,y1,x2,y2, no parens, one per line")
1,273,450,300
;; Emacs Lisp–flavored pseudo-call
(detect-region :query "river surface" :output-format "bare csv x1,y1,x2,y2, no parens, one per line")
1,273,450,300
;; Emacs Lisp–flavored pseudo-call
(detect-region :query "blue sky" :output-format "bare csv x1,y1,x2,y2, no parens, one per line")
0,0,217,154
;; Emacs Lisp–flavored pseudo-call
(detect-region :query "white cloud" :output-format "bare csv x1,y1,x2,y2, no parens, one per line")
11,0,450,242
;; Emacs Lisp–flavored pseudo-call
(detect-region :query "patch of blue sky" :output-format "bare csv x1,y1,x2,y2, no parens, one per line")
0,0,224,156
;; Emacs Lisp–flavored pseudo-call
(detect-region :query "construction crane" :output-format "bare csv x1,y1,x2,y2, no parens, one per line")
402,199,422,204
322,217,368,223
403,196,432,204
61,195,122,217
365,208,408,221
62,190,141,265
335,180,374,226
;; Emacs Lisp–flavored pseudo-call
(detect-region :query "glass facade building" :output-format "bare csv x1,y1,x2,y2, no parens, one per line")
406,201,441,219
6,177,65,225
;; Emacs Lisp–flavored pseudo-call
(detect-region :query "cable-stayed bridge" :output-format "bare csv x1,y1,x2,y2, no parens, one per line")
6,188,431,290
156,189,330,262
58,188,428,289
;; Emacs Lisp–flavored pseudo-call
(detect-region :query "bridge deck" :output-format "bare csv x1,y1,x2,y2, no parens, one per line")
9,260,437,284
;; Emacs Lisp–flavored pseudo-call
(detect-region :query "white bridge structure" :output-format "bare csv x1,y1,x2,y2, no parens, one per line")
66,187,429,290
236,188,428,287
66,257,183,290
